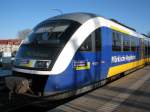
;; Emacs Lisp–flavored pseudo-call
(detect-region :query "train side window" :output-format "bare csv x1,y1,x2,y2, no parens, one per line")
146,41,148,56
79,29,101,52
148,41,149,56
145,41,149,57
136,39,140,52
123,35,130,51
144,40,146,57
79,34,92,51
130,38,137,52
149,41,150,56
112,32,122,51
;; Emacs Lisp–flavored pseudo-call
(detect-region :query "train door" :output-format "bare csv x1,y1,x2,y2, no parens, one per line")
144,40,147,63
143,39,149,64
140,39,145,64
93,29,101,82
146,40,149,63
74,28,101,87
149,41,150,63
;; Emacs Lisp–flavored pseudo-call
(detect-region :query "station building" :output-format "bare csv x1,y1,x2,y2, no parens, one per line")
0,39,22,54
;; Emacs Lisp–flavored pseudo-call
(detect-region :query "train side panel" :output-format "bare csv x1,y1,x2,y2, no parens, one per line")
99,27,112,79
107,30,144,77
44,28,102,93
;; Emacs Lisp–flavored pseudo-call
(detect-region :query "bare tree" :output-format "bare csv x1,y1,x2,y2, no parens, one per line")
17,29,32,39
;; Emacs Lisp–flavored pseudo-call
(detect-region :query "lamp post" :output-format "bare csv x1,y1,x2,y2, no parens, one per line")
51,9,63,15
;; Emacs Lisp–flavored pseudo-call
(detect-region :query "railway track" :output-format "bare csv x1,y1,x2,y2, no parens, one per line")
0,68,72,112
0,92,50,112
0,94,78,112
0,77,5,90
0,85,79,112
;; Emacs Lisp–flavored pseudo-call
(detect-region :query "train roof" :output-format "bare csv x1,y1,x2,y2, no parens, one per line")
34,12,97,30
48,12,97,24
34,12,149,40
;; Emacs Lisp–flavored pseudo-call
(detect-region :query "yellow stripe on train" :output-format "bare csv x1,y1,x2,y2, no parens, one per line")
110,25,131,35
107,58,150,78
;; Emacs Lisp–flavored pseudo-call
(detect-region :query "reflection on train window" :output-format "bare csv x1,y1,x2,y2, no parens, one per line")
130,39,137,52
123,35,130,51
79,35,92,51
112,32,122,51
148,41,150,56
145,41,149,57
35,24,69,44
24,20,81,46
79,29,101,52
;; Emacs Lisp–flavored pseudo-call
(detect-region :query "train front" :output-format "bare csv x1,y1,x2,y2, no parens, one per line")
7,18,81,99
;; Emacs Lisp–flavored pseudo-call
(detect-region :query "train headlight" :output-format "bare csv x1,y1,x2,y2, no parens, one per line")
35,60,51,69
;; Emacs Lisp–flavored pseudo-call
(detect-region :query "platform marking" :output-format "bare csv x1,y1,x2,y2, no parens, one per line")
97,72,150,112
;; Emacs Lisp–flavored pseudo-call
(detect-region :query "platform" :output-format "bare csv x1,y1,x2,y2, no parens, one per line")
49,66,150,112
0,66,150,112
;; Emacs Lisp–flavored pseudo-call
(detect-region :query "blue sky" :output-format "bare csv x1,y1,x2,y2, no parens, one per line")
0,0,150,39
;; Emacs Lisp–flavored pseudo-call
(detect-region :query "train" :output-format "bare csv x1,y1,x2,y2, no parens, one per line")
6,12,150,100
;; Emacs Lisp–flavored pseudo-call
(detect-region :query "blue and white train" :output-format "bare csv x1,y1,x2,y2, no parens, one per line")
11,13,150,100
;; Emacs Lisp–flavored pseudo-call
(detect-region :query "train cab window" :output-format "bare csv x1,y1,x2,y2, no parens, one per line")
130,39,137,52
123,35,130,51
112,32,122,51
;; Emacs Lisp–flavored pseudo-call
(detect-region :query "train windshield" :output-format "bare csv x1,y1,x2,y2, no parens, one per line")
16,20,80,60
